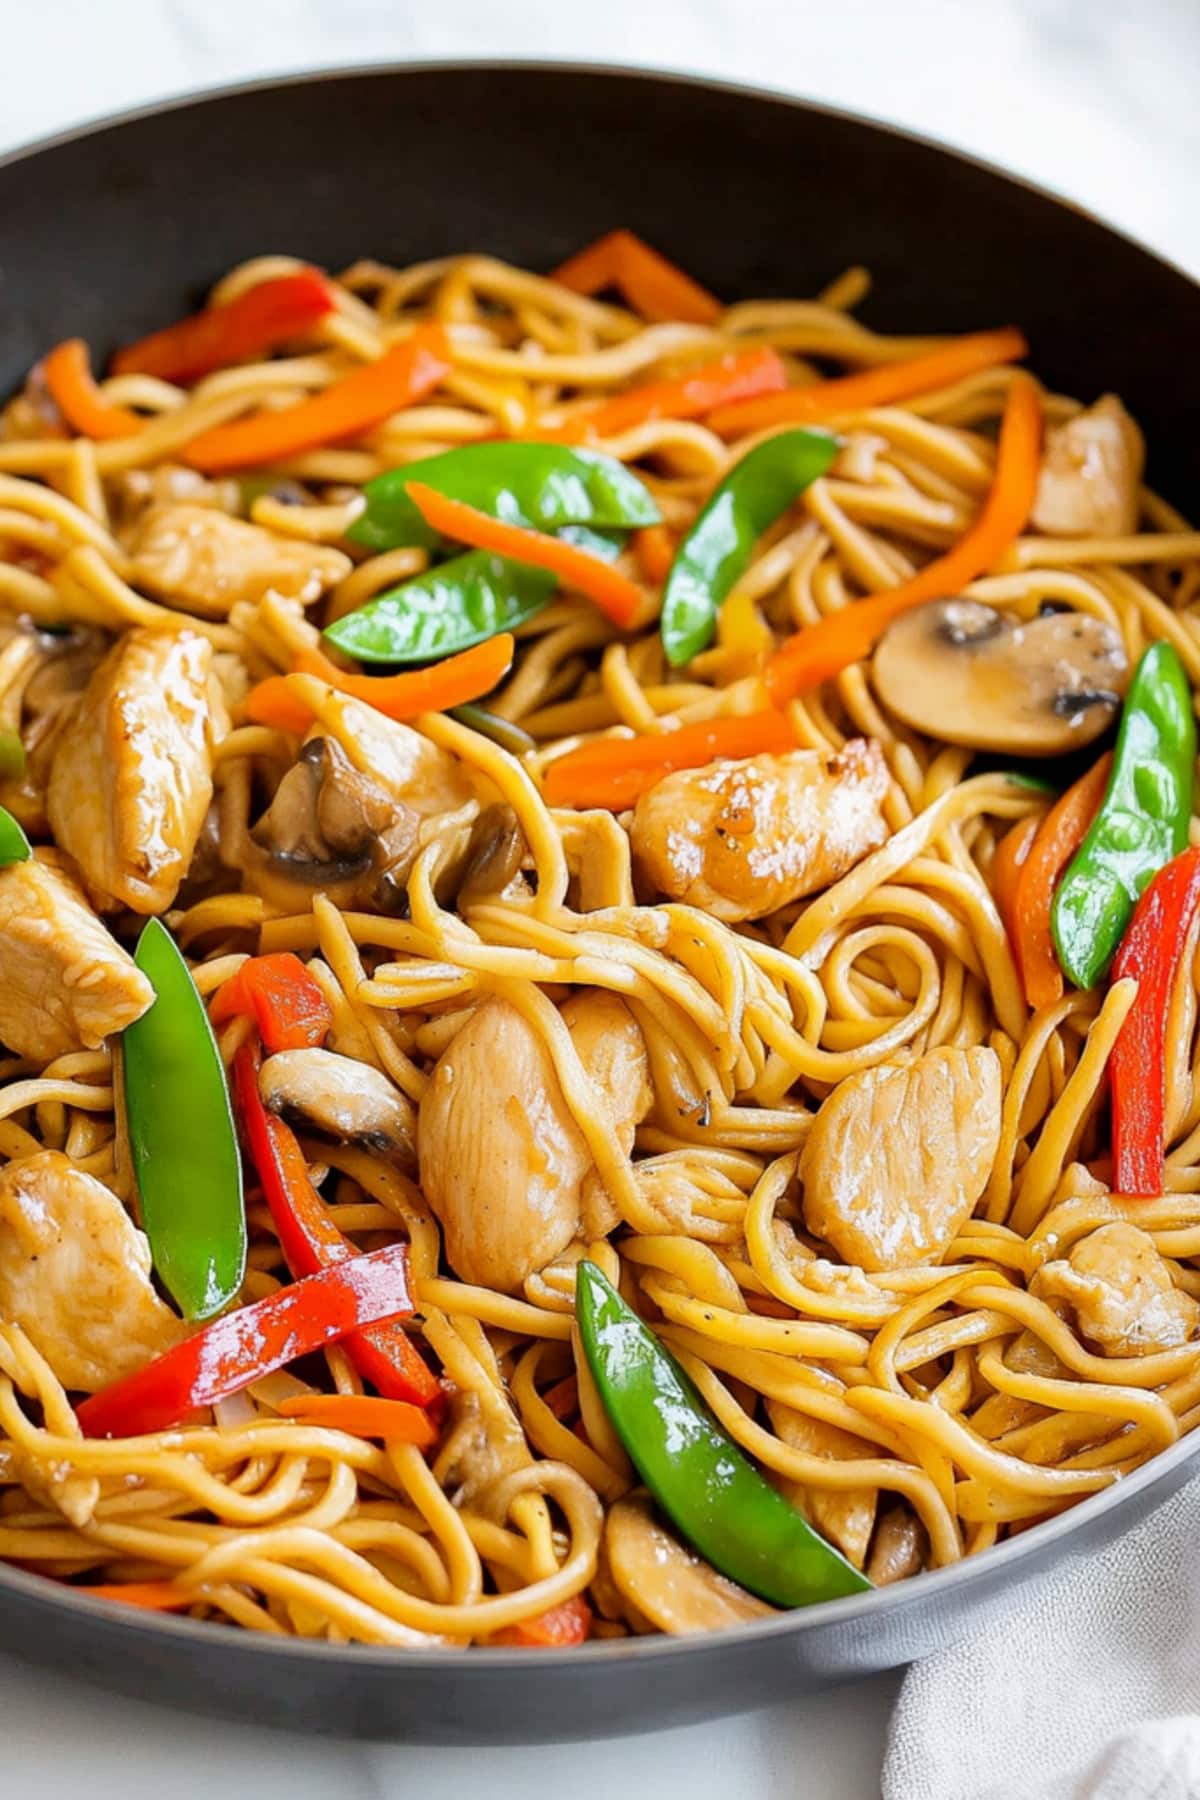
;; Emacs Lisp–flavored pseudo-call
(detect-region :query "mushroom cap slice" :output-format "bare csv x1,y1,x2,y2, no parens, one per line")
605,1495,777,1635
872,598,1128,756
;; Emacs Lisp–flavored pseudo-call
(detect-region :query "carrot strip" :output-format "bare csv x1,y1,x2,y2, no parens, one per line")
42,340,142,440
1012,754,1112,1009
541,1375,579,1421
539,348,786,444
112,269,336,383
990,813,1041,941
184,325,452,472
551,230,720,324
766,375,1042,702
708,327,1028,435
403,481,644,629
490,1593,593,1648
275,1393,437,1445
544,711,795,811
243,634,515,732
76,1581,197,1612
632,524,676,584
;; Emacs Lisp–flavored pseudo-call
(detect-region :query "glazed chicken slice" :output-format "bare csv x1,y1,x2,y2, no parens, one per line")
128,502,351,619
0,851,152,1059
0,1151,183,1392
1031,394,1144,539
1035,1221,1200,1357
46,627,224,913
766,1401,878,1569
630,740,889,923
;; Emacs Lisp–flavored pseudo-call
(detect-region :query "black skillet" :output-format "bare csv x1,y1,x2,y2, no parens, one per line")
0,62,1197,1745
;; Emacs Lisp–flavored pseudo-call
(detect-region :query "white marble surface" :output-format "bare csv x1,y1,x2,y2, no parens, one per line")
1,3,1197,1795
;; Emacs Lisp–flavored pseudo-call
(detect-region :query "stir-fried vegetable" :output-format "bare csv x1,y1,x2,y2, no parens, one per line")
244,634,515,733
184,326,452,472
661,428,839,666
575,1261,870,1606
0,732,26,780
708,326,1028,436
538,347,787,444
42,339,141,440
1110,848,1200,1197
326,552,556,665
489,1594,593,1648
76,1240,417,1438
632,524,676,583
448,703,536,755
1052,642,1196,991
274,1393,437,1445
991,813,1041,941
112,270,336,383
210,952,333,1053
0,806,31,865
121,919,245,1322
1010,755,1112,1009
347,442,659,554
233,1046,440,1407
551,229,720,323
766,375,1042,701
74,1581,197,1612
543,711,795,810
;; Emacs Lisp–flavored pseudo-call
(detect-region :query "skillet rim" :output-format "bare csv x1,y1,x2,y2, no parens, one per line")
1,55,1197,1679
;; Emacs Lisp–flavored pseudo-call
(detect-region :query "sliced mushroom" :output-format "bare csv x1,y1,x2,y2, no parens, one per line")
259,1047,416,1167
445,803,528,911
605,1496,776,1635
872,598,1128,756
865,1505,926,1586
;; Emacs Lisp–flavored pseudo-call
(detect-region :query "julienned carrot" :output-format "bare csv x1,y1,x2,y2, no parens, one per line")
75,1581,197,1611
766,375,1042,702
541,1375,579,1421
550,230,721,324
1012,754,1112,1009
403,482,644,629
243,634,515,733
708,327,1028,435
274,1393,437,1446
184,325,452,472
633,524,676,584
543,711,795,810
112,269,336,383
42,340,142,440
990,813,1041,940
490,1593,593,1648
539,348,787,444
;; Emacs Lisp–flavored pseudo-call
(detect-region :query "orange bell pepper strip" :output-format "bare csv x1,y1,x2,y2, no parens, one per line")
551,229,721,324
632,524,676,584
990,813,1040,941
183,324,452,472
543,711,795,811
765,374,1042,702
74,1581,198,1612
42,339,143,440
490,1593,593,1647
112,269,336,383
243,633,515,733
708,326,1028,436
539,347,787,444
274,1393,437,1446
1011,754,1113,1009
210,951,333,1052
403,482,644,629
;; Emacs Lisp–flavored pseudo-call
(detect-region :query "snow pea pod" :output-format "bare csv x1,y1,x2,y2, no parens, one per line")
121,918,245,1321
347,442,660,553
575,1261,871,1607
1052,641,1196,990
0,804,30,864
660,427,838,667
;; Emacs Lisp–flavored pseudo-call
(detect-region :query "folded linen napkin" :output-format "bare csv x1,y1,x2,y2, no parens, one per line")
882,1472,1200,1799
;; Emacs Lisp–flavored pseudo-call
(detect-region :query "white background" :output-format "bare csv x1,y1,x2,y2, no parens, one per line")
2,2,1197,1793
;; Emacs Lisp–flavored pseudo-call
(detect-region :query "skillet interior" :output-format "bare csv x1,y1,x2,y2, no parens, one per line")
0,61,1198,1743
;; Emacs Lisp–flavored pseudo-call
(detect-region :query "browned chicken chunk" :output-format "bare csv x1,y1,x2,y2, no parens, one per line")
800,1046,1002,1271
0,1151,183,1391
128,503,351,618
0,851,152,1058
1031,395,1144,539
47,628,223,913
630,740,889,923
1035,1222,1199,1357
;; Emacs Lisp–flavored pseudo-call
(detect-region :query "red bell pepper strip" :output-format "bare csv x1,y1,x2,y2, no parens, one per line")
232,1046,441,1408
489,1593,593,1647
274,1393,437,1445
210,952,333,1052
1110,846,1200,1197
76,1241,416,1439
74,1581,197,1611
550,230,720,324
537,348,787,444
111,270,337,383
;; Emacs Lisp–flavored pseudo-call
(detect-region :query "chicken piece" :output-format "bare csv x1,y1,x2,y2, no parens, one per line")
1034,1222,1199,1357
800,1046,1002,1272
128,503,350,619
0,1151,183,1392
1031,395,1144,539
605,1496,775,1634
47,628,223,913
630,740,889,924
866,1506,926,1585
766,1401,877,1568
568,991,654,1238
418,992,651,1292
299,687,473,819
0,851,152,1058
